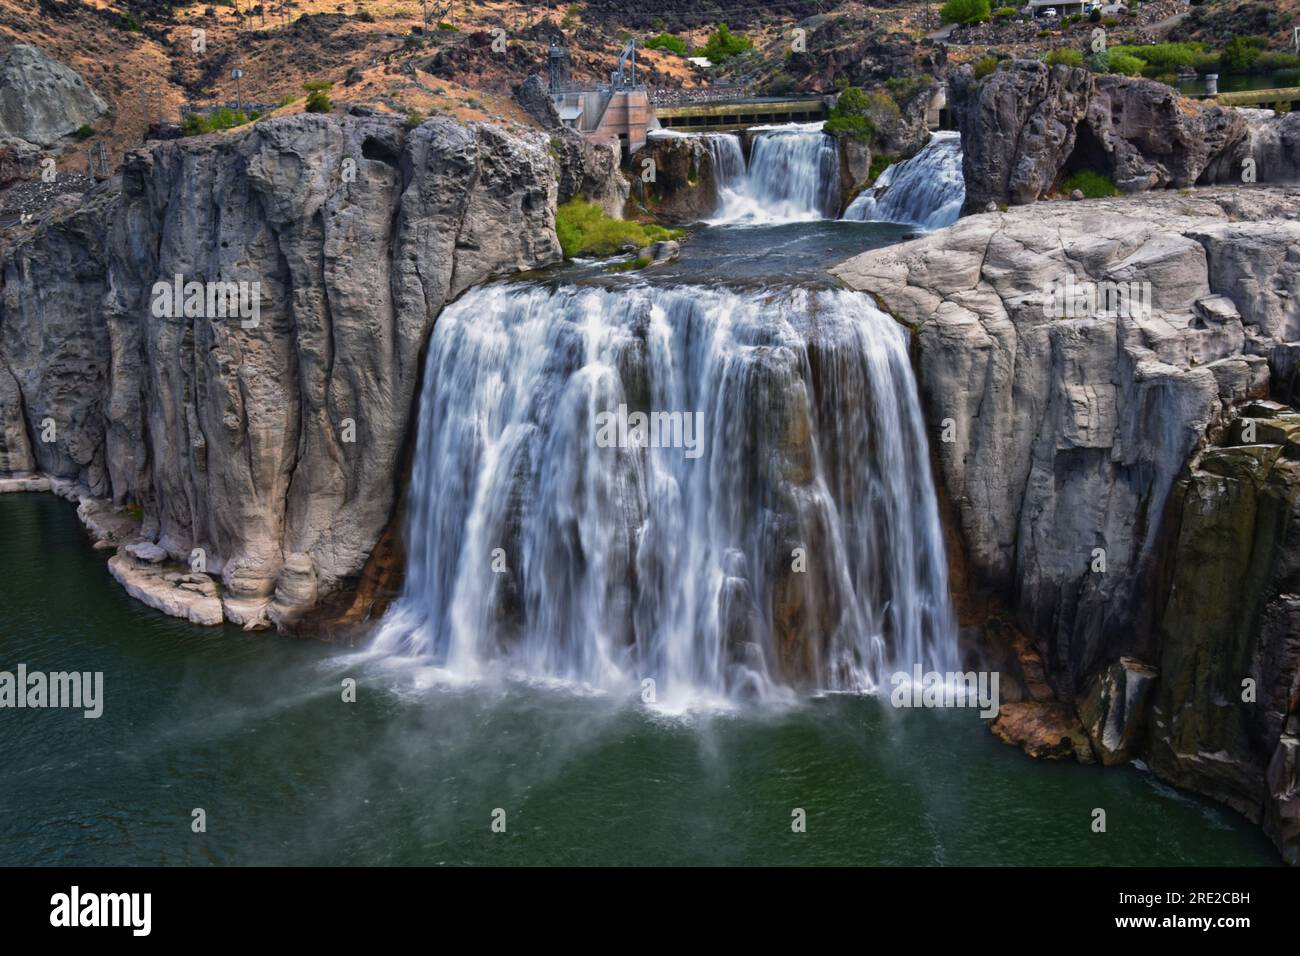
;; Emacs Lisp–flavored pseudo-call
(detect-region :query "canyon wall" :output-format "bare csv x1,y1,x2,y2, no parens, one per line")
833,186,1300,864
0,113,572,629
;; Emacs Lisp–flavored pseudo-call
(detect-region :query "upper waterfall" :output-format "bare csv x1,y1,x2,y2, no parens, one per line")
709,124,842,225
843,131,965,230
370,282,957,706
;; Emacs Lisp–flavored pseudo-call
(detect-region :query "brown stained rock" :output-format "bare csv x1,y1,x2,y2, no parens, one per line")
991,701,1096,763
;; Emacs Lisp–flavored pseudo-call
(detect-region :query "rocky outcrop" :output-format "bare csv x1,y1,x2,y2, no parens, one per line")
950,60,1289,212
514,74,562,130
1079,656,1158,766
951,60,1092,211
833,186,1300,862
0,43,107,148
629,133,730,223
837,136,872,213
1242,110,1300,185
0,113,563,630
549,127,629,219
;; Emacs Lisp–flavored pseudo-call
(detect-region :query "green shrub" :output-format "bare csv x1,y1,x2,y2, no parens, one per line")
972,55,1000,80
645,33,689,55
1254,51,1300,72
1089,7,1102,21
867,153,895,185
1046,48,1084,68
765,71,796,95
74,123,95,140
180,108,253,137
1062,169,1119,198
405,110,424,129
642,224,683,243
992,6,1017,18
824,86,882,142
699,23,752,63
1111,42,1210,76
1221,35,1268,74
885,74,935,97
437,21,457,31
303,81,333,113
1038,29,1052,38
940,0,991,26
1102,16,1118,27
1107,51,1146,76
554,199,683,258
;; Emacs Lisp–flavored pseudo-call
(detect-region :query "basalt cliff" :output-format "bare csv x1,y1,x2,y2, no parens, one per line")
0,113,618,629
834,186,1300,865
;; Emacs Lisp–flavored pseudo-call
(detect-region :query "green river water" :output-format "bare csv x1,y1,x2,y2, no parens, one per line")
0,493,1281,866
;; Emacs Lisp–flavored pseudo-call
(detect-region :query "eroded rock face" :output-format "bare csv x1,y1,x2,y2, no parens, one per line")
629,134,728,223
951,60,1091,211
951,61,1286,211
0,188,113,492
1148,408,1300,862
0,43,107,148
0,113,563,629
550,127,630,219
1243,111,1300,185
1084,74,1250,194
833,186,1300,862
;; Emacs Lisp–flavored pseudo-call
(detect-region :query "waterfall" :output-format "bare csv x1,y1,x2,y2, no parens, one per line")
710,123,842,225
371,282,957,706
843,131,965,230
703,133,746,194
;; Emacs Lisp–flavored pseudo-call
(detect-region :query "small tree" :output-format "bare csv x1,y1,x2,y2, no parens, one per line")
700,23,753,63
303,81,333,113
940,0,991,26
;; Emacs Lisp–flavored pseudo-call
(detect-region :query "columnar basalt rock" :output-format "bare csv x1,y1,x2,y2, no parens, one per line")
0,113,566,629
833,186,1300,863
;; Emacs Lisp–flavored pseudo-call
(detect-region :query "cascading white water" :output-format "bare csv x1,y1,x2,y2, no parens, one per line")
371,283,957,706
710,124,842,225
703,133,746,194
843,131,965,230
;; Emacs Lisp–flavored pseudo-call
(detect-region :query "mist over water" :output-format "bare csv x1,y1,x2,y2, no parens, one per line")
0,492,1279,865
